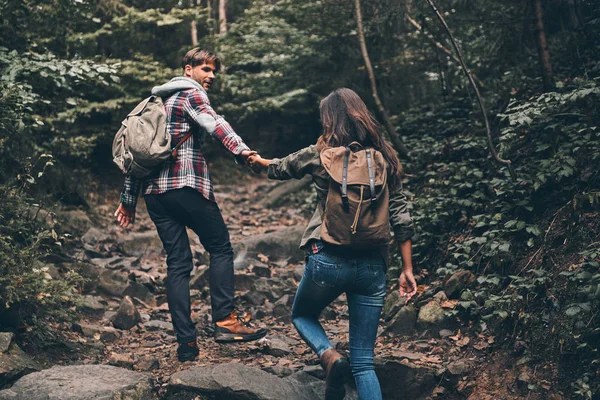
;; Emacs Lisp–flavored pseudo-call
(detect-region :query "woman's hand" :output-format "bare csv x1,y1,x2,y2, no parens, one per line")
399,269,417,301
248,154,270,173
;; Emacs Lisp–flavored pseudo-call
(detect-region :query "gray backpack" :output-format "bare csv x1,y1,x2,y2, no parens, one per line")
112,95,191,178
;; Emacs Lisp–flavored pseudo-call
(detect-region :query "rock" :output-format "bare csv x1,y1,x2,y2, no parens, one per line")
55,209,91,234
97,270,129,297
135,357,159,372
447,361,469,376
259,176,312,208
108,353,135,369
0,365,153,399
385,305,417,335
432,291,448,302
444,270,476,299
253,265,272,278
322,307,337,320
190,265,209,290
374,359,437,399
234,273,259,292
252,277,286,301
81,227,109,245
123,281,155,304
261,337,292,357
417,301,452,334
0,341,41,387
0,334,14,354
77,262,101,293
120,231,163,257
302,365,325,380
383,290,406,321
72,323,119,339
293,264,305,281
100,329,121,343
233,226,305,267
167,363,322,400
143,320,173,334
240,290,267,306
439,329,454,338
77,295,106,316
112,296,142,330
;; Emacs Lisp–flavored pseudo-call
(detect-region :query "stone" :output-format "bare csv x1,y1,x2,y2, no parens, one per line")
143,320,174,334
240,290,267,306
447,361,469,376
417,301,452,334
385,305,417,335
0,334,14,354
0,342,41,387
258,176,312,208
123,281,155,304
439,329,454,338
253,265,272,278
444,270,476,299
374,359,437,399
252,277,286,301
112,296,142,330
262,337,291,357
383,290,406,321
77,295,106,316
81,227,109,245
135,357,160,372
72,323,119,339
0,365,153,399
119,231,163,257
234,273,259,292
167,363,323,400
108,353,135,369
233,226,306,268
97,270,129,297
190,265,209,290
293,264,305,282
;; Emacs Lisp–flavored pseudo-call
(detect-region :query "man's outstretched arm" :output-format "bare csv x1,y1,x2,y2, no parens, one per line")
184,90,253,164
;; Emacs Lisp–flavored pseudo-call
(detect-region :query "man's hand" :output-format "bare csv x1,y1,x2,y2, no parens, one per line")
114,203,136,228
399,269,417,301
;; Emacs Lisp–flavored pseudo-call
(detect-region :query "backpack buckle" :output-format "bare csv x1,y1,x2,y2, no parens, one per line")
341,194,349,210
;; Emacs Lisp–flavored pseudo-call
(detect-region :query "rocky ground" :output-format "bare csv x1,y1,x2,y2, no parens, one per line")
0,167,559,399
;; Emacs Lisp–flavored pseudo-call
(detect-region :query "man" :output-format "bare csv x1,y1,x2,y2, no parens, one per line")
114,48,267,362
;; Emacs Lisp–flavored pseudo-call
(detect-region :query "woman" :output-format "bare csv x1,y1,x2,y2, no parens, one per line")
249,88,417,400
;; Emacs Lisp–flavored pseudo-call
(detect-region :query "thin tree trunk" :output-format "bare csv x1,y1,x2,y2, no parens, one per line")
218,0,227,34
424,0,515,179
354,0,409,158
532,0,555,91
191,20,198,45
406,15,485,88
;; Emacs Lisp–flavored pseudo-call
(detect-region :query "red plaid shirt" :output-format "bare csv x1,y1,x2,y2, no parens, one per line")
120,88,250,208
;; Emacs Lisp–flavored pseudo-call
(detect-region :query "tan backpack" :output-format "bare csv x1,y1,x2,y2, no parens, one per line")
319,143,390,247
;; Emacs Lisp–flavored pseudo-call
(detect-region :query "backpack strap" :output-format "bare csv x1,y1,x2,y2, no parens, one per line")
365,149,377,204
171,131,194,158
341,147,350,210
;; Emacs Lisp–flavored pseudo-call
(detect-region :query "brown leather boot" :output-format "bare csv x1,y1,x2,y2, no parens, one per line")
320,348,351,400
214,311,267,343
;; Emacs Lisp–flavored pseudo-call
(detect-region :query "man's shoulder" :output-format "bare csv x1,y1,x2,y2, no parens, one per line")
183,88,210,105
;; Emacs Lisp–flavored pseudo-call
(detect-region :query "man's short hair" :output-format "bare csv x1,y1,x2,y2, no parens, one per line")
181,48,221,72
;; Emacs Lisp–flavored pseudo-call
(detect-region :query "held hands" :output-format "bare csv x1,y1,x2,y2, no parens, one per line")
247,153,270,173
114,203,135,228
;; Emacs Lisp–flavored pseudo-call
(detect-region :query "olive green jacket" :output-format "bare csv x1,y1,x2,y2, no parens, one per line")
267,145,415,252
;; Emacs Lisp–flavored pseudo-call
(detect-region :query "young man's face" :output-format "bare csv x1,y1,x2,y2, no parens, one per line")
184,61,217,91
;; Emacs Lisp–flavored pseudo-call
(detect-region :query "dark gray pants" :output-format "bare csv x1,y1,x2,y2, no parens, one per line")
144,187,235,343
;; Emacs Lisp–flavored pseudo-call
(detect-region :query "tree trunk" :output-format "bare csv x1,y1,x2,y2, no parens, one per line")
424,0,515,179
532,0,555,91
354,0,409,158
218,0,227,34
190,20,198,45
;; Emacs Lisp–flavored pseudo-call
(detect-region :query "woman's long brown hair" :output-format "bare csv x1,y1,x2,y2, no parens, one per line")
316,88,403,189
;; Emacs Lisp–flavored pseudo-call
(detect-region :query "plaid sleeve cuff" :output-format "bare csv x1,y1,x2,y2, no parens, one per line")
120,175,142,209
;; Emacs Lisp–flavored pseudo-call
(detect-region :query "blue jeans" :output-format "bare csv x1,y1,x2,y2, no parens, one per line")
292,249,386,400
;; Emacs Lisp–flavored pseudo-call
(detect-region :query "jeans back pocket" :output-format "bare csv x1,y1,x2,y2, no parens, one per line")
311,258,342,288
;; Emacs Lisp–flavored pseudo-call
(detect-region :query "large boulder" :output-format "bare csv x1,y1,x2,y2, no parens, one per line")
167,363,326,400
385,305,417,336
0,365,153,399
232,226,305,268
0,334,41,388
258,176,312,208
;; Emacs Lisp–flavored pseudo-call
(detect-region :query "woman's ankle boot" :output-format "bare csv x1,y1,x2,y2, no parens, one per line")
320,348,350,400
